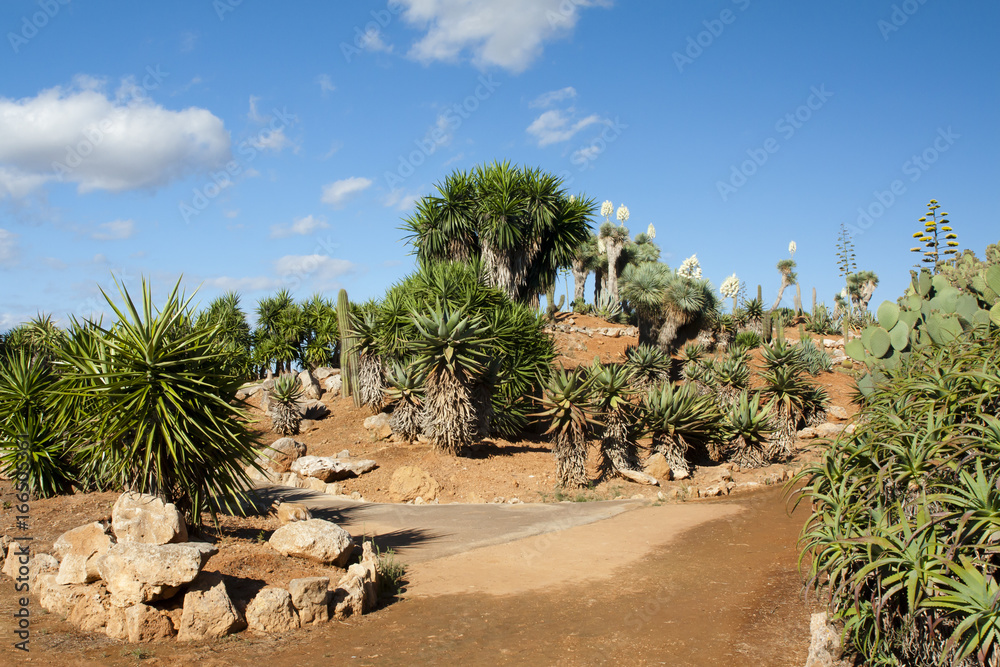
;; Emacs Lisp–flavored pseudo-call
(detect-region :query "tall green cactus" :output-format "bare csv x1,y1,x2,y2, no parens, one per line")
337,289,360,405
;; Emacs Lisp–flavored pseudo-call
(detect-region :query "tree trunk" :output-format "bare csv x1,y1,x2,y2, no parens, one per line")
593,266,605,304
606,240,625,303
571,260,588,307
772,274,791,310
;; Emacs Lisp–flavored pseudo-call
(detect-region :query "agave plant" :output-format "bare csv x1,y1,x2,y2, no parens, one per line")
270,373,304,436
641,382,722,478
712,354,751,409
758,365,814,460
732,330,762,354
593,289,623,321
384,361,423,443
56,278,262,522
623,344,671,393
722,391,775,469
410,304,491,455
535,367,596,487
588,362,650,482
743,297,764,336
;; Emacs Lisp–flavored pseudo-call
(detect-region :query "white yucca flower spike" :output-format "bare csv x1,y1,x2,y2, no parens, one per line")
600,200,613,218
616,204,629,224
720,274,740,298
789,240,797,256
647,223,656,239
569,194,576,203
678,254,702,279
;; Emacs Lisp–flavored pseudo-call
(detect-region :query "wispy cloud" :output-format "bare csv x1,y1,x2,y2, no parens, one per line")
321,176,372,207
530,86,577,109
0,228,18,267
526,109,602,147
269,214,329,239
316,74,336,96
91,218,135,241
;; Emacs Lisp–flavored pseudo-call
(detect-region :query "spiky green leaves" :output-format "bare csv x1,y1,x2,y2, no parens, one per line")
410,304,491,381
641,382,723,475
535,367,597,487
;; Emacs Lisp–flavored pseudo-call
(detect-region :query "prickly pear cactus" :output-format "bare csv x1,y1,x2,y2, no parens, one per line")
846,266,1000,394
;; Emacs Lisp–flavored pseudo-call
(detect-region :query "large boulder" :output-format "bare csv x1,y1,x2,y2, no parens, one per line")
268,519,354,567
67,583,110,633
297,399,329,420
256,438,307,473
288,577,330,625
313,367,335,380
112,492,188,545
298,369,321,400
177,573,245,641
98,542,217,607
126,603,176,643
389,466,440,503
643,453,672,481
53,522,114,584
1,541,25,579
290,456,377,482
29,552,59,589
246,587,300,634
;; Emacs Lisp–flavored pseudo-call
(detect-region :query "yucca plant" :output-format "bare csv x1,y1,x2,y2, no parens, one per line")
270,373,304,436
722,391,775,469
589,362,651,482
410,304,491,455
384,361,423,443
352,311,386,414
641,382,722,478
55,278,263,523
623,344,671,393
535,367,596,487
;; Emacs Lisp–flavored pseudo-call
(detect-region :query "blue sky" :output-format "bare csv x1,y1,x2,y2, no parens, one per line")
1,0,997,327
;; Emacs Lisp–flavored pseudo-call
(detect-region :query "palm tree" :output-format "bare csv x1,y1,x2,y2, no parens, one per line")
402,161,596,305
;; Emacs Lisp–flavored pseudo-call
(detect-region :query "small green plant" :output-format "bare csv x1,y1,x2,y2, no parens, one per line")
374,544,406,598
120,647,154,660
732,330,762,353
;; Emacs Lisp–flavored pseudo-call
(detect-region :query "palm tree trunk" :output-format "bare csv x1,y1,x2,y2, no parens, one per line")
606,240,624,302
571,260,588,307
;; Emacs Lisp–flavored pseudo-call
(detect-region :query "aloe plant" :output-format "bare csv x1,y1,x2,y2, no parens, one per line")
270,373,303,436
535,367,596,487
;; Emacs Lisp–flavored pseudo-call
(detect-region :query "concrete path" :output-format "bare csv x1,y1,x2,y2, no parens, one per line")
254,485,647,563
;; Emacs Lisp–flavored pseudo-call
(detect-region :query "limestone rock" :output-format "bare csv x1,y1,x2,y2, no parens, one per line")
291,456,377,482
288,577,330,625
99,542,217,607
1,541,25,579
36,573,90,617
268,519,354,567
54,522,113,585
805,612,843,667
65,583,109,632
363,412,393,440
298,369,321,400
389,466,440,503
276,502,312,524
297,399,329,420
256,438,307,473
246,587,300,634
617,469,659,486
643,453,672,481
29,552,59,589
313,366,335,380
322,374,342,396
126,602,176,642
827,405,848,420
671,467,691,481
106,605,128,640
332,542,379,619
112,492,188,545
177,573,245,641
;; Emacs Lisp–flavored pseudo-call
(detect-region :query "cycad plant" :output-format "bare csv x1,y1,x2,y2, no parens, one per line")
589,363,652,483
623,344,671,393
410,304,491,455
722,391,775,469
270,373,304,436
641,382,722,478
384,361,423,443
56,278,262,522
535,367,596,487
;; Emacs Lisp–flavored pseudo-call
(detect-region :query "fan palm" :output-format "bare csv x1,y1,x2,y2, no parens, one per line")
620,261,671,345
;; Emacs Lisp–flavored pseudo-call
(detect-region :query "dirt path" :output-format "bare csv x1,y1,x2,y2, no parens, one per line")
2,487,816,666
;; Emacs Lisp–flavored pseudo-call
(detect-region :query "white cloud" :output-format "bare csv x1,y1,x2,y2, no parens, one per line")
526,109,602,146
384,189,422,211
530,86,576,108
360,28,393,53
571,145,600,164
321,176,372,207
91,218,135,241
274,254,354,278
204,276,285,292
270,214,329,239
0,228,18,266
0,80,230,197
93,253,108,264
224,209,239,219
399,0,610,72
317,74,336,96
249,127,293,153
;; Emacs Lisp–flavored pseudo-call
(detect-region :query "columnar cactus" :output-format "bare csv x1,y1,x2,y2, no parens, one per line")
337,289,360,405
